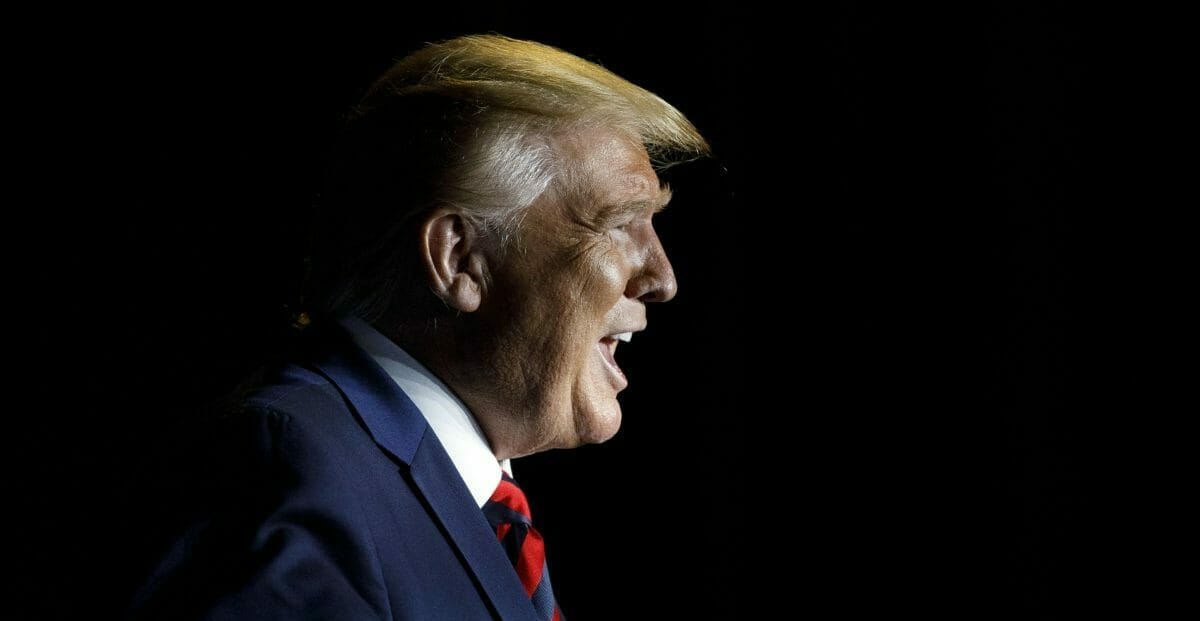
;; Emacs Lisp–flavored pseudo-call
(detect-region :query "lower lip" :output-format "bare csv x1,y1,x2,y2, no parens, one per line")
597,339,628,391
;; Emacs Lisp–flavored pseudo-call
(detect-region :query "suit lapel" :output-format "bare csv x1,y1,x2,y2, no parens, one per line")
311,328,538,621
409,432,540,621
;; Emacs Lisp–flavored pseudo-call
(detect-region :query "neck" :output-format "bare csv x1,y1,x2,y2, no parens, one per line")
384,320,529,461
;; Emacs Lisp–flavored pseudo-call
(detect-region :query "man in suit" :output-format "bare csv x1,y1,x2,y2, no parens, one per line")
129,34,708,619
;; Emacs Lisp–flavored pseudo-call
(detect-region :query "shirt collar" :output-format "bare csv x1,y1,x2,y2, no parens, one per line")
339,316,509,507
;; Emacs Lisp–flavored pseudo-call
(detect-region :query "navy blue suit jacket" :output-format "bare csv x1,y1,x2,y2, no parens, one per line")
129,327,541,620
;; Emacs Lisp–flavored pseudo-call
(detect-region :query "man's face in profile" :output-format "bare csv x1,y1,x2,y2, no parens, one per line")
473,127,677,455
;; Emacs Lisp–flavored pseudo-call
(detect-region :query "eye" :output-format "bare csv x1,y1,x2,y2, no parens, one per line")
615,213,651,232
605,214,635,233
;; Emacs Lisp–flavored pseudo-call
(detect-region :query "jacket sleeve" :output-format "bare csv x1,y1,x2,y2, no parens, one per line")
127,407,391,621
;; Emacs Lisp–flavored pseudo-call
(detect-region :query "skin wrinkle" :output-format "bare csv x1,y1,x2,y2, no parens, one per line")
404,126,676,460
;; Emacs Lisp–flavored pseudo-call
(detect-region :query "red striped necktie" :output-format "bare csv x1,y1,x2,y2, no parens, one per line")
483,473,564,621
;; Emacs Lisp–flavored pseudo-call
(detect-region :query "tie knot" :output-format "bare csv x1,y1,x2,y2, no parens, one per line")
485,473,532,526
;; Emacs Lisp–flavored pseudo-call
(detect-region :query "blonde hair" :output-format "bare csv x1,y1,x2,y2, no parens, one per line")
318,34,709,320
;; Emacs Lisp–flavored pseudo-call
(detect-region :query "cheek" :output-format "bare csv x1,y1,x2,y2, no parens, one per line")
538,242,629,320
581,239,633,304
534,252,627,383
512,239,632,364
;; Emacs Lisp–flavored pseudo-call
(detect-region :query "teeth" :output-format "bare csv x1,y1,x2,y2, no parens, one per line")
613,332,633,343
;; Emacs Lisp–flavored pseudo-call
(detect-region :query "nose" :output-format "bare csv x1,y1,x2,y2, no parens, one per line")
625,228,678,303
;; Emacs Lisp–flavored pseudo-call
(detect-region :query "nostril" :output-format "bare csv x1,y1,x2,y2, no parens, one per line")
625,239,678,302
649,270,678,303
635,265,677,303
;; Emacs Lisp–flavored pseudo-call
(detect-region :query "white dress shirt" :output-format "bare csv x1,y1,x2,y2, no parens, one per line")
340,316,510,508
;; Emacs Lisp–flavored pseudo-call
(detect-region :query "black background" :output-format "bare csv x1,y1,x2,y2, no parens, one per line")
10,1,1179,618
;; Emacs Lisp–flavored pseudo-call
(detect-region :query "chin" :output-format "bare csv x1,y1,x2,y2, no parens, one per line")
573,399,623,446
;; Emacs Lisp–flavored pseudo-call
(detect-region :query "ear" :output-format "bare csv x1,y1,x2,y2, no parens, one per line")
419,208,488,312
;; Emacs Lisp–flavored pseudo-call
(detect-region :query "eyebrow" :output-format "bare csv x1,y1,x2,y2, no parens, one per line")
600,185,674,222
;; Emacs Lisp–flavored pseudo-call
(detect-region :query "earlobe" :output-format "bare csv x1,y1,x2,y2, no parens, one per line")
420,209,486,312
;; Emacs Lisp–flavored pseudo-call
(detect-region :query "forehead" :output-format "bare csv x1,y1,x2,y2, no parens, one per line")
553,126,667,208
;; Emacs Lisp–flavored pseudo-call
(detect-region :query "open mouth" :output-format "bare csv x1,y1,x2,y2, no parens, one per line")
597,332,633,390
